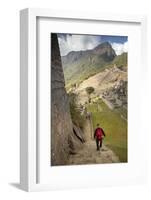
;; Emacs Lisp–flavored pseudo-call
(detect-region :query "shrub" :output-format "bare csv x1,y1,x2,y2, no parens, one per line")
85,87,95,96
68,92,85,129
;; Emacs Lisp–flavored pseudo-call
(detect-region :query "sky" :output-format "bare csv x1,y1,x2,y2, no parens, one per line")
57,33,128,56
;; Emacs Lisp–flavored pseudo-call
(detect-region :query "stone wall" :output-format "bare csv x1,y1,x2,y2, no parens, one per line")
51,33,73,166
51,33,85,166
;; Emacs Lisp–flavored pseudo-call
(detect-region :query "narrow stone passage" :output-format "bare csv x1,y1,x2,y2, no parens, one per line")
68,116,120,165
68,140,120,165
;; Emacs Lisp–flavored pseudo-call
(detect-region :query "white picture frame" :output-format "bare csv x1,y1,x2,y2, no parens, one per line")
20,8,147,192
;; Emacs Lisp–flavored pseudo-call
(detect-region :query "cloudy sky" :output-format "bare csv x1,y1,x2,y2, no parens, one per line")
57,33,128,56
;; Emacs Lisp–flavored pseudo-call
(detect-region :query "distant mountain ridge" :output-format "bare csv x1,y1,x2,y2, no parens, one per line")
61,42,127,88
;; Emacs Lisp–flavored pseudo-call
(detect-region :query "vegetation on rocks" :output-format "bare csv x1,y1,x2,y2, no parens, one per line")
62,42,116,88
112,52,127,67
68,92,85,129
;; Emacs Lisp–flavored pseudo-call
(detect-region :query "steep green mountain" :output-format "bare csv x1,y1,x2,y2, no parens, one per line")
112,52,127,68
61,42,127,88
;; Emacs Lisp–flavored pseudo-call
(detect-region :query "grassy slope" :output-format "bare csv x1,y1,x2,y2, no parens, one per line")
63,52,127,90
63,56,111,89
112,52,127,67
87,99,127,162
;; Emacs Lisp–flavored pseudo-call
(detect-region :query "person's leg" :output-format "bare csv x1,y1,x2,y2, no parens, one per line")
100,139,102,148
96,139,99,150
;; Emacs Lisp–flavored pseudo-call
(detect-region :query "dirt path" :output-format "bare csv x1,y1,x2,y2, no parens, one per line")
68,141,119,165
68,117,120,165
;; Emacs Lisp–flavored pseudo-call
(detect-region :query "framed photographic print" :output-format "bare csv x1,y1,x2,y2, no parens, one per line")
20,8,147,191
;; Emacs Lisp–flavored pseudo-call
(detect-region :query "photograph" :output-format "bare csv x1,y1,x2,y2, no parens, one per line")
51,32,128,166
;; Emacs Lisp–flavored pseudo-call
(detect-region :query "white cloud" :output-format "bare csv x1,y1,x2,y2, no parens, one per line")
58,34,128,56
58,34,101,56
111,41,128,55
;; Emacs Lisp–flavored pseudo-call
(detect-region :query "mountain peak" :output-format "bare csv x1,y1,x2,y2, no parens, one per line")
93,42,113,53
93,42,116,60
62,41,116,70
94,41,111,49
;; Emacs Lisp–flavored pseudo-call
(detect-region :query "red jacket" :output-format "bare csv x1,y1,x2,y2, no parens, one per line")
94,127,105,140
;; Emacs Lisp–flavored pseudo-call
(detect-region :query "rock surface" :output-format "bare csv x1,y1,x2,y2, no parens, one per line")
68,142,120,165
51,33,84,165
51,33,73,166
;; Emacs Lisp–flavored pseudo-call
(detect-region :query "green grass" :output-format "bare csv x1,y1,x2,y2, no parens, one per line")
87,99,127,162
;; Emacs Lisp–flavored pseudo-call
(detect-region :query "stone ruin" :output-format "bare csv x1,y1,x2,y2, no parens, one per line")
102,80,127,109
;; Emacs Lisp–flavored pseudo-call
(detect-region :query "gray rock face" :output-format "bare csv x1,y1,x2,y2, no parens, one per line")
72,123,85,143
51,33,87,165
51,33,73,166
